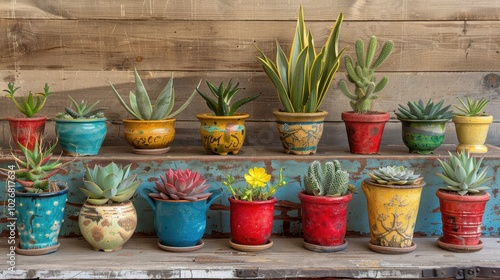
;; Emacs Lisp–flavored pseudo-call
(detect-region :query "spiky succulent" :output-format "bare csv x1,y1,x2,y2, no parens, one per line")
195,80,259,116
369,166,423,185
395,99,453,120
109,68,199,120
56,96,105,119
454,97,490,117
4,82,53,118
304,160,356,196
338,36,394,113
436,150,492,196
80,162,142,205
150,169,212,201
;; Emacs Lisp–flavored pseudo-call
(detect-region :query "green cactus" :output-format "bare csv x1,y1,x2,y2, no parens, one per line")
338,36,394,113
304,160,356,196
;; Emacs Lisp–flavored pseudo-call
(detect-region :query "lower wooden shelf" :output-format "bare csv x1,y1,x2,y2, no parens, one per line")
2,237,500,279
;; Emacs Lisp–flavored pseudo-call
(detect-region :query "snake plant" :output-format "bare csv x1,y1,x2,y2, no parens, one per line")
109,68,199,120
256,6,345,113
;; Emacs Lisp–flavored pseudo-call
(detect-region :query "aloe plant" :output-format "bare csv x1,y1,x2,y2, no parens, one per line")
395,99,453,120
255,6,345,113
196,80,259,116
56,96,106,119
369,166,423,185
109,68,199,120
4,82,53,118
454,97,490,117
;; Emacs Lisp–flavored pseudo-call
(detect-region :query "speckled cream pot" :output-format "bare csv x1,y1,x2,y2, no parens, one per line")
78,201,137,252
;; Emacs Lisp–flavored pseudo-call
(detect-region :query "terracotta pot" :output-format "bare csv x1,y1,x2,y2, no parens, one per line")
273,110,328,155
8,116,47,150
452,115,493,153
78,201,137,252
122,119,175,153
436,190,490,251
341,111,389,154
55,118,107,156
362,178,425,254
229,197,276,246
398,118,448,154
298,191,352,252
196,113,249,155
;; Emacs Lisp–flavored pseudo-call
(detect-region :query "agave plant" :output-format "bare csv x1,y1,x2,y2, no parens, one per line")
80,162,142,205
109,68,199,120
196,80,259,116
454,97,490,116
150,169,211,201
4,82,53,118
304,160,356,196
395,99,453,120
369,166,423,185
436,151,492,196
56,96,106,119
255,6,345,113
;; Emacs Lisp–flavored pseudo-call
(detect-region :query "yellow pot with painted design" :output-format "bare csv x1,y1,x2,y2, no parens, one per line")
196,113,249,155
452,115,493,153
122,119,176,153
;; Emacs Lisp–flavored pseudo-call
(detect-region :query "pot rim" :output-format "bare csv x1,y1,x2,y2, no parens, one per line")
196,113,249,120
341,111,390,122
122,118,175,124
15,183,69,197
273,109,328,117
55,117,107,123
298,190,353,203
362,178,426,189
452,114,493,124
228,196,277,205
7,116,47,122
397,117,450,123
435,189,491,202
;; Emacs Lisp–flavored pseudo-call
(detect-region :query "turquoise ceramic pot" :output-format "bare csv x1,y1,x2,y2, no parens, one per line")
15,184,68,253
399,118,448,154
140,188,221,247
55,118,107,156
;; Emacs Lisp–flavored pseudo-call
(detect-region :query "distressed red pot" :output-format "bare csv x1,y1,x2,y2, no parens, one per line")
229,197,276,246
341,111,389,154
8,116,47,150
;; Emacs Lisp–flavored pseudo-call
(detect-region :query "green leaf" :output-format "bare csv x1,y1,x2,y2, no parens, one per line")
151,77,174,120
133,68,153,120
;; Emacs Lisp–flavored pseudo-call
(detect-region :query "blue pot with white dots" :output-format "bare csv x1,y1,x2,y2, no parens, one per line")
15,184,68,255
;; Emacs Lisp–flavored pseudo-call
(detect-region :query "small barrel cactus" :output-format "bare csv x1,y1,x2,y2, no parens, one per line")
304,160,355,196
151,169,212,201
369,166,423,185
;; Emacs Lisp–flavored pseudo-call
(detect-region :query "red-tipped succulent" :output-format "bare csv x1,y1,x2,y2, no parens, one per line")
149,169,212,201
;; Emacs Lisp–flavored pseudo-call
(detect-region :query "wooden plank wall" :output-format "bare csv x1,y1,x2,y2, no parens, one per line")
1,1,499,148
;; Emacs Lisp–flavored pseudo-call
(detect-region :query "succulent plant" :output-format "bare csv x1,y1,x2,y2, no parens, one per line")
109,68,199,120
4,82,53,118
196,80,259,116
80,162,142,205
436,150,492,196
338,36,394,114
256,6,345,113
304,160,356,196
395,99,453,120
369,166,423,185
56,96,106,119
150,169,212,201
454,97,490,117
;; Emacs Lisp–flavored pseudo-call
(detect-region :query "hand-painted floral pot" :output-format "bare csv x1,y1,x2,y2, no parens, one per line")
298,191,352,252
196,113,249,155
140,188,221,248
122,119,176,153
55,118,107,156
362,178,425,254
15,184,68,255
273,110,328,155
78,201,137,252
342,111,389,154
229,196,276,246
398,118,448,154
452,115,493,153
8,116,47,150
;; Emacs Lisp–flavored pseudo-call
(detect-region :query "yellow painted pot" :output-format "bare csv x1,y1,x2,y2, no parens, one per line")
78,201,137,252
196,113,249,155
452,115,493,153
122,119,175,153
361,178,425,253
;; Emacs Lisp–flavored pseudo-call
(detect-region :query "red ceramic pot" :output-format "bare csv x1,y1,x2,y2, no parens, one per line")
299,191,352,247
341,111,390,154
229,196,276,245
8,116,47,150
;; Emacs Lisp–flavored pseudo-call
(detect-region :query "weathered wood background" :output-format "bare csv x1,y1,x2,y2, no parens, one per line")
1,0,499,148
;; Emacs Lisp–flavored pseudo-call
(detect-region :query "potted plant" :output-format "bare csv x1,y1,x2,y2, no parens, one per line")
255,6,345,155
139,169,221,251
435,150,492,252
222,167,287,251
109,68,199,154
452,97,492,153
0,139,69,255
4,82,53,150
78,162,142,252
338,36,394,154
195,79,259,155
362,166,425,254
55,96,107,156
299,160,356,252
395,99,453,154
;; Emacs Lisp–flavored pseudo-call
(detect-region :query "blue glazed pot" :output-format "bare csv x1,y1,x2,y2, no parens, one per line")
15,184,68,252
140,188,221,247
55,118,107,156
399,118,448,154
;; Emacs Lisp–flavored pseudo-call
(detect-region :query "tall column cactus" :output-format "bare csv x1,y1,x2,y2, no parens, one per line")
304,160,355,196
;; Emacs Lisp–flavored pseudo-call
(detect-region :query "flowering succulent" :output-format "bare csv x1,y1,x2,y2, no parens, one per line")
369,166,423,185
223,167,287,201
150,169,212,201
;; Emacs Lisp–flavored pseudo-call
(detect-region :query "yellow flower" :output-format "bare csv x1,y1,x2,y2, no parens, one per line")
244,167,271,187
